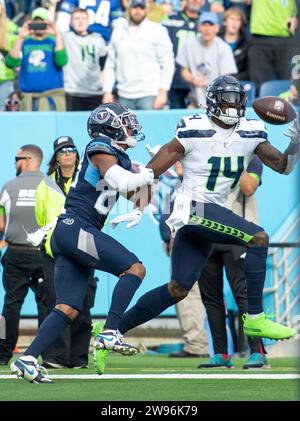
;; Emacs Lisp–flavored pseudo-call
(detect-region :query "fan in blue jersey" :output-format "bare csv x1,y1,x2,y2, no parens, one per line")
10,103,154,383
56,0,123,44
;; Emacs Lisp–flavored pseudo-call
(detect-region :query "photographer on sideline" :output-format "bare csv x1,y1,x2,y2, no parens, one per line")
5,7,68,111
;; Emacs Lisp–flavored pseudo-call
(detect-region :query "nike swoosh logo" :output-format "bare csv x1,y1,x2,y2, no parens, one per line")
101,336,114,342
18,360,35,376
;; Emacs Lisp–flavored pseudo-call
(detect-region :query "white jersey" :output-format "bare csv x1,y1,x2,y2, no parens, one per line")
175,114,268,206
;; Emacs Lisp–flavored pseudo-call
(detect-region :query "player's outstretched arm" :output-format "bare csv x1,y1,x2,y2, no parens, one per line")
255,119,299,174
90,153,154,192
146,138,185,178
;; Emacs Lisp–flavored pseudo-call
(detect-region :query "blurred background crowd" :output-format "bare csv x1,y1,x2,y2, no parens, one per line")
0,0,299,112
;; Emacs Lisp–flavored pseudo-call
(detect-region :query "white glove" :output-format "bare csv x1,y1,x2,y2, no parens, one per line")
110,208,143,229
283,117,300,144
139,166,154,185
146,144,162,158
24,219,57,247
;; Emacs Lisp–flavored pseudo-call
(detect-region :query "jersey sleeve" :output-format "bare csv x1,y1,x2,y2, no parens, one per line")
86,138,117,157
174,117,192,153
237,119,268,149
246,156,263,179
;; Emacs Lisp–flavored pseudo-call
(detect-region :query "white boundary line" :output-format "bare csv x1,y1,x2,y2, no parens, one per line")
1,374,299,380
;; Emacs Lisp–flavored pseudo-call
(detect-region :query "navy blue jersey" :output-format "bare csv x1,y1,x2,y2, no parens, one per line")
64,135,131,229
163,11,198,90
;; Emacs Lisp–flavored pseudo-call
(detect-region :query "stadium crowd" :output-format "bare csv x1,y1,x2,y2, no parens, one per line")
0,0,299,111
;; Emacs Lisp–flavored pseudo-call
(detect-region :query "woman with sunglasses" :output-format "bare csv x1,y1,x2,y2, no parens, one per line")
4,91,22,111
34,136,97,369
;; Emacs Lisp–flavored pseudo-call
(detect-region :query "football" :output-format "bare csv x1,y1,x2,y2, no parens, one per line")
252,96,296,125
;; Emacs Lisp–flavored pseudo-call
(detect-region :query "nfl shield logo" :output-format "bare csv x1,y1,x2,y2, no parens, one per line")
274,100,284,112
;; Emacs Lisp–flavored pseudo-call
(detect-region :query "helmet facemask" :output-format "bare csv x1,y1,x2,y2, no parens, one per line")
207,87,247,126
110,111,145,148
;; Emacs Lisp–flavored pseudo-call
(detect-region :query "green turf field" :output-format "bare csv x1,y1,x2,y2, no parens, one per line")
0,355,299,401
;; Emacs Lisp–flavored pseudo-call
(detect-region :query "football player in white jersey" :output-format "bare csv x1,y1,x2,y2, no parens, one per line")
95,75,299,373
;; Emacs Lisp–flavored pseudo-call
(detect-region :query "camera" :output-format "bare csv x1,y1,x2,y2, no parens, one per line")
28,22,47,31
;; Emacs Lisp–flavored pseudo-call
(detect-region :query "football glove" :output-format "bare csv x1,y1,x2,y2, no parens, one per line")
283,117,300,144
110,208,142,229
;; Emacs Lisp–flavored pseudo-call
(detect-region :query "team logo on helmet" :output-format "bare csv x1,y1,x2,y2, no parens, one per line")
94,109,110,123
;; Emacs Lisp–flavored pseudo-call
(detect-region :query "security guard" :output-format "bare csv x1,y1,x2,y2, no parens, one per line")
0,144,44,365
35,136,97,369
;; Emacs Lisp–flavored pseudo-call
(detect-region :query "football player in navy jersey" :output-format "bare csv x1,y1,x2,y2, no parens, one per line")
10,103,154,383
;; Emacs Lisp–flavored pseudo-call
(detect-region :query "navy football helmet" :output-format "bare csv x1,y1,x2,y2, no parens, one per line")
206,76,247,125
87,103,145,148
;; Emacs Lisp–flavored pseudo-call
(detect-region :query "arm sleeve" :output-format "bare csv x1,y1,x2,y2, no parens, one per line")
54,47,68,67
102,35,117,93
155,26,175,90
175,41,189,69
218,42,238,76
5,53,22,68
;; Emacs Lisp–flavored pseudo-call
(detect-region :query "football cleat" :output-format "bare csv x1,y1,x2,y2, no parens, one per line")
243,353,270,369
243,313,295,340
94,330,139,356
10,356,52,383
93,348,110,375
198,354,233,369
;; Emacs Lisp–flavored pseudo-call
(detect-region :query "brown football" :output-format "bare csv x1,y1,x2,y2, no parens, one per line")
252,96,296,125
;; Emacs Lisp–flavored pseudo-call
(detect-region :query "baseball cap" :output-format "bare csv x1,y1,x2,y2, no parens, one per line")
31,7,49,21
199,12,219,25
128,0,147,8
53,136,75,154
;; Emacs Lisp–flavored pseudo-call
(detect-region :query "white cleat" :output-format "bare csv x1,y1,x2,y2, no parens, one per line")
10,356,52,384
94,330,138,356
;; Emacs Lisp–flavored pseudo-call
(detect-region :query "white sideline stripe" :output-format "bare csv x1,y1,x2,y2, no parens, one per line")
1,374,299,380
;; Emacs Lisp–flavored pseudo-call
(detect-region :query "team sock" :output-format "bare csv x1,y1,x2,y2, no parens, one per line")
24,309,71,359
104,273,142,330
118,283,176,334
245,246,268,314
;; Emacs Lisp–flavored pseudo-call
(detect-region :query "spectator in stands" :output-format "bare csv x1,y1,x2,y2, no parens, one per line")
103,0,175,110
56,0,123,44
160,0,174,16
248,0,298,89
0,0,19,111
0,145,45,366
33,136,97,368
176,11,237,107
198,157,269,369
62,8,107,111
210,0,251,14
146,0,167,22
163,0,205,109
4,90,22,111
219,7,248,80
6,7,68,111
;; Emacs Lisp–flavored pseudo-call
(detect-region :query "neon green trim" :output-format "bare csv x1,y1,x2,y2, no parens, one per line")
248,172,260,182
190,214,254,244
0,206,5,216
